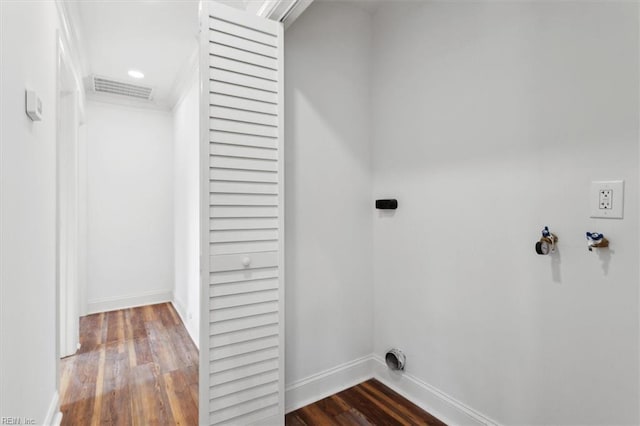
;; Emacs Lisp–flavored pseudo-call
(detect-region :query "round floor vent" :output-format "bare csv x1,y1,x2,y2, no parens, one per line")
385,348,406,371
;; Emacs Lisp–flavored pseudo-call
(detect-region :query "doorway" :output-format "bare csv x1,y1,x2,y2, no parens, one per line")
55,0,201,423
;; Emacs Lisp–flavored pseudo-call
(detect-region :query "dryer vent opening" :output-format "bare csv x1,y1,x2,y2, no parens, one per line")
385,349,406,371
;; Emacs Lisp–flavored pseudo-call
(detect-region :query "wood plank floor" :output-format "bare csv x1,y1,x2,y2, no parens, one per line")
60,303,198,426
62,305,442,425
286,379,446,426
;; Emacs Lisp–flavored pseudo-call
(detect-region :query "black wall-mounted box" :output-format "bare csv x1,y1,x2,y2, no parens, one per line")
376,199,398,210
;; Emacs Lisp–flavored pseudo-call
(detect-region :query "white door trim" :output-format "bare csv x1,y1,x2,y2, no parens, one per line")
56,32,81,361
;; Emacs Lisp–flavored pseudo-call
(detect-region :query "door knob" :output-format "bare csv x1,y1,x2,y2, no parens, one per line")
242,257,251,267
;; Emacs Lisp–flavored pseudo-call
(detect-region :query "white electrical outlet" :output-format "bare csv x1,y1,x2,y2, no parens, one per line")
590,180,624,219
599,189,612,210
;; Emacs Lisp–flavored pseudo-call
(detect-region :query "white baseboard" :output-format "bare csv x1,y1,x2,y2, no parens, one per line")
172,295,188,323
284,354,499,426
87,290,172,314
171,293,200,349
371,355,500,426
285,355,375,413
170,297,199,349
43,391,62,426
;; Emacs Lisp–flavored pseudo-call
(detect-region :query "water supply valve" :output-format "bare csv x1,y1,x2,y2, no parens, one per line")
535,226,558,255
586,232,609,252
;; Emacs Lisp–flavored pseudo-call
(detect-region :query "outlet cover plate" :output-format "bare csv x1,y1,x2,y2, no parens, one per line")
590,180,624,219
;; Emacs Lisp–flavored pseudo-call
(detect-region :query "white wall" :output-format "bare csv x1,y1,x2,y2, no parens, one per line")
285,1,374,386
86,101,174,312
371,2,639,424
173,73,200,345
0,1,60,422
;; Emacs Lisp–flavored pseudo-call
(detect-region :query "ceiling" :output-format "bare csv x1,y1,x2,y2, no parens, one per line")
70,0,200,109
67,0,312,109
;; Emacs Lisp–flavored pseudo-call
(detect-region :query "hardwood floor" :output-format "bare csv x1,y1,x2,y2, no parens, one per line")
62,305,441,425
286,379,446,426
60,303,198,426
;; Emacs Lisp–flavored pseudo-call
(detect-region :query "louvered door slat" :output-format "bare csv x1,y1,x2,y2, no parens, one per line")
210,30,278,59
211,205,279,218
210,358,279,388
211,312,279,335
210,118,277,138
210,93,277,116
210,252,278,272
211,198,277,211
209,157,278,173
210,217,279,230
209,301,279,324
210,325,279,349
210,193,278,206
211,240,279,256
210,335,280,361
210,229,278,244
208,17,277,47
210,181,278,195
211,278,279,297
210,130,278,149
210,57,278,83
210,169,278,185
215,406,280,426
209,321,278,345
210,68,278,93
209,396,279,425
209,43,278,71
210,373,279,404
209,267,278,285
212,346,279,372
210,106,278,127
210,381,279,412
210,143,277,161
201,2,284,425
211,289,279,310
210,81,277,104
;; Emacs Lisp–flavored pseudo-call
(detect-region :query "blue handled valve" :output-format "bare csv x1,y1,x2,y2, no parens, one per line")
586,232,609,251
535,226,557,255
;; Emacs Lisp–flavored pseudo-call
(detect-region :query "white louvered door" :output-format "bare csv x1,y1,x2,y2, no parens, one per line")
199,2,284,425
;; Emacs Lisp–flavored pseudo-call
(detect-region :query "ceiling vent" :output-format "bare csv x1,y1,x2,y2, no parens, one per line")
91,75,154,101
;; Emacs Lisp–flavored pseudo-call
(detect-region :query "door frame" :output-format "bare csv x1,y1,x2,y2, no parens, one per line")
55,31,82,362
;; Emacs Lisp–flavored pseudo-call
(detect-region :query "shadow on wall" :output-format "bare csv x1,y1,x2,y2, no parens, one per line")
283,0,375,384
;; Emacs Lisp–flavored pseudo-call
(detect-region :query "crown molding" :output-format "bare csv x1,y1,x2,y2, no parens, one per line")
256,0,314,29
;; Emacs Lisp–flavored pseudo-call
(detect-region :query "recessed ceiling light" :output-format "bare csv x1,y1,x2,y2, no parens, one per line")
128,69,144,79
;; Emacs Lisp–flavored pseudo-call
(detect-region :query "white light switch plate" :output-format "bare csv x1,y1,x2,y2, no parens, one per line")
590,180,624,219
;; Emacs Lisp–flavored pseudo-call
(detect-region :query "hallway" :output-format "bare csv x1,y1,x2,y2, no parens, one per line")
59,303,198,425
